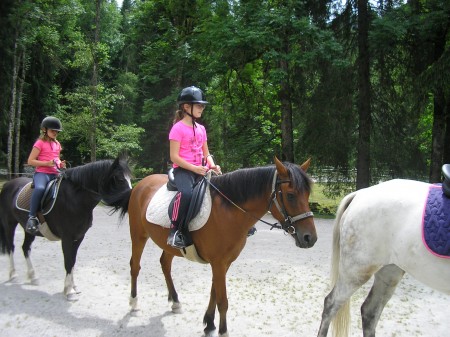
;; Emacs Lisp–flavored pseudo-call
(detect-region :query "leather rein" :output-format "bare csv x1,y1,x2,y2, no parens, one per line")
206,170,314,234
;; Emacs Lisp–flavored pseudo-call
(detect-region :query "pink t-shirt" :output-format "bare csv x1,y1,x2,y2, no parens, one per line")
169,121,207,168
33,139,62,174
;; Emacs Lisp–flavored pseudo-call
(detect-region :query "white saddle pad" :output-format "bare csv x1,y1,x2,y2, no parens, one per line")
146,184,212,231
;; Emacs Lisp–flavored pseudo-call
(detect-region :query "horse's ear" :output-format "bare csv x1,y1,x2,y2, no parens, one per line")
274,156,288,177
299,158,311,172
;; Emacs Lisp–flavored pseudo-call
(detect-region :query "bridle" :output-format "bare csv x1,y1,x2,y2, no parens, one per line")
206,169,314,235
267,171,314,234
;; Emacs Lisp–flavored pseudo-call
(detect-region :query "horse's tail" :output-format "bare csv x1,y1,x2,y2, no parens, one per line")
0,225,6,254
331,191,357,337
0,211,6,254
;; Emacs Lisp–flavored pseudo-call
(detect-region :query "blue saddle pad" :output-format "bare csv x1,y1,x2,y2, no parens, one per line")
423,185,450,258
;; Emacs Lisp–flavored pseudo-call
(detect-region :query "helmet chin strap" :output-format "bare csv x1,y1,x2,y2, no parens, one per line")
185,104,197,136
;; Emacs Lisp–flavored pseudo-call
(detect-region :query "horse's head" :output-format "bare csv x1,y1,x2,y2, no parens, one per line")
270,157,317,248
99,154,132,217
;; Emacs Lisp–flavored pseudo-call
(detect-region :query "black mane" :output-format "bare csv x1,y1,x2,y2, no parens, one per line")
209,162,312,208
64,160,113,190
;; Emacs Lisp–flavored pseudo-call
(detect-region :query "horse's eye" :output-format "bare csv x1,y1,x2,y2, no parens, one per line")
287,193,295,201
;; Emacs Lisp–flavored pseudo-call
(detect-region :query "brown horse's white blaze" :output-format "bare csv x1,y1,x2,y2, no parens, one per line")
127,157,316,336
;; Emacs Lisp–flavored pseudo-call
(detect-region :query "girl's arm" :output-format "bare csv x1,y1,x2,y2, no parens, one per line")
27,147,54,167
170,140,208,176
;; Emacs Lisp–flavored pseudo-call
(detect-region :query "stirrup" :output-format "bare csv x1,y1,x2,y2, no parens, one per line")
25,217,40,235
168,230,187,249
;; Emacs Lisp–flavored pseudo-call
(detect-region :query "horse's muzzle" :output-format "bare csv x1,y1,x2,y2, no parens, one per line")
293,230,317,248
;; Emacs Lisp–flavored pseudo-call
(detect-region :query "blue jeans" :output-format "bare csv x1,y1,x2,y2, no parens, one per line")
29,172,57,217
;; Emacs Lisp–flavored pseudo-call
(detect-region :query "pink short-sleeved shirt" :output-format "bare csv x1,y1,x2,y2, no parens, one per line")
169,121,207,168
33,139,62,174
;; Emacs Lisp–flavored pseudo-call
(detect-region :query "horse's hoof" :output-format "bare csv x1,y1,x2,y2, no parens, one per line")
30,277,40,285
9,274,19,283
66,292,79,302
219,332,229,337
130,309,141,317
204,330,216,337
171,302,182,313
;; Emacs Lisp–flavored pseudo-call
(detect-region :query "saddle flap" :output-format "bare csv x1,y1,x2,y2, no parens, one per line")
168,177,207,226
16,178,61,215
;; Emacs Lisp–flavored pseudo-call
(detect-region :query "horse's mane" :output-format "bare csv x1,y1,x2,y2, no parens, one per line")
210,162,312,208
64,160,113,189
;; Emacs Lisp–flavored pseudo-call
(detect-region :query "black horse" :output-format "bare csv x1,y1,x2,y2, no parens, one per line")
0,154,131,300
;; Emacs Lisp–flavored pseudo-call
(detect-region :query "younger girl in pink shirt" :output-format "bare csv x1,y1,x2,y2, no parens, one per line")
25,116,66,235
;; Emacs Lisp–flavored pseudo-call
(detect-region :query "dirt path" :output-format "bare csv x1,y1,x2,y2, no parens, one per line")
0,207,448,336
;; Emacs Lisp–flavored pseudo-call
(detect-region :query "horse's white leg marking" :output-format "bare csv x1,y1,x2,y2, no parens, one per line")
171,301,182,313
9,253,18,282
129,296,141,316
64,272,79,301
25,256,39,285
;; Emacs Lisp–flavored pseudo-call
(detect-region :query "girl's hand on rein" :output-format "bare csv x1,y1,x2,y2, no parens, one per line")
210,165,222,175
194,165,209,176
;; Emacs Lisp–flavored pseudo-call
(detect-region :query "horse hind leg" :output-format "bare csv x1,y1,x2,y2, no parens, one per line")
361,264,405,337
160,250,182,313
0,218,19,282
317,271,373,337
22,233,39,285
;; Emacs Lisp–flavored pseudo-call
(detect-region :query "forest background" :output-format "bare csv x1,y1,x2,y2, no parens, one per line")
0,0,449,199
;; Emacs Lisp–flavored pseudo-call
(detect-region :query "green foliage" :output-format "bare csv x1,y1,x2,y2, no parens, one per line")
0,0,448,186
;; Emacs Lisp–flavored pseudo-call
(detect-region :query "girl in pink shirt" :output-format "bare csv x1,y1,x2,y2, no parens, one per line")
167,86,221,248
25,116,66,235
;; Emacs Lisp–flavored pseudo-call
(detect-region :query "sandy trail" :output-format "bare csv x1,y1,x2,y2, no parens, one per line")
0,207,448,337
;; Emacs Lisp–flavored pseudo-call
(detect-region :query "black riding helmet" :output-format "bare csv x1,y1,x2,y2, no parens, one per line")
177,86,208,106
41,116,63,131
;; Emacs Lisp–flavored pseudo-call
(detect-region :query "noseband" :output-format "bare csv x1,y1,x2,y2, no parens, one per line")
268,171,314,234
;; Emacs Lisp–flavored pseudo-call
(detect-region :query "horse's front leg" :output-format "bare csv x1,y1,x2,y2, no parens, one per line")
22,233,38,284
160,250,181,313
129,233,148,316
211,262,230,337
61,237,83,301
203,282,217,337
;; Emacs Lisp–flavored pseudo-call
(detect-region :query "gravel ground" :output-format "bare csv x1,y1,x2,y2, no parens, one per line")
0,206,448,337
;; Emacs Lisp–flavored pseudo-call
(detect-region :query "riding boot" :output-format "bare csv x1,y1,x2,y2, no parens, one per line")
25,216,40,235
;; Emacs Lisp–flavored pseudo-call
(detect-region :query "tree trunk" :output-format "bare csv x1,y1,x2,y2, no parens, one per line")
429,89,445,183
90,0,102,162
443,99,450,165
14,48,26,178
428,24,447,182
279,57,294,162
356,0,371,190
7,37,19,180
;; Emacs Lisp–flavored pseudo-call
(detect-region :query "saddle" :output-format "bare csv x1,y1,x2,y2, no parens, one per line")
167,168,209,246
16,176,62,215
443,164,450,198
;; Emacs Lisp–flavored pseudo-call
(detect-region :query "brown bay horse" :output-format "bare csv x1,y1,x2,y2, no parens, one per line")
128,157,317,337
